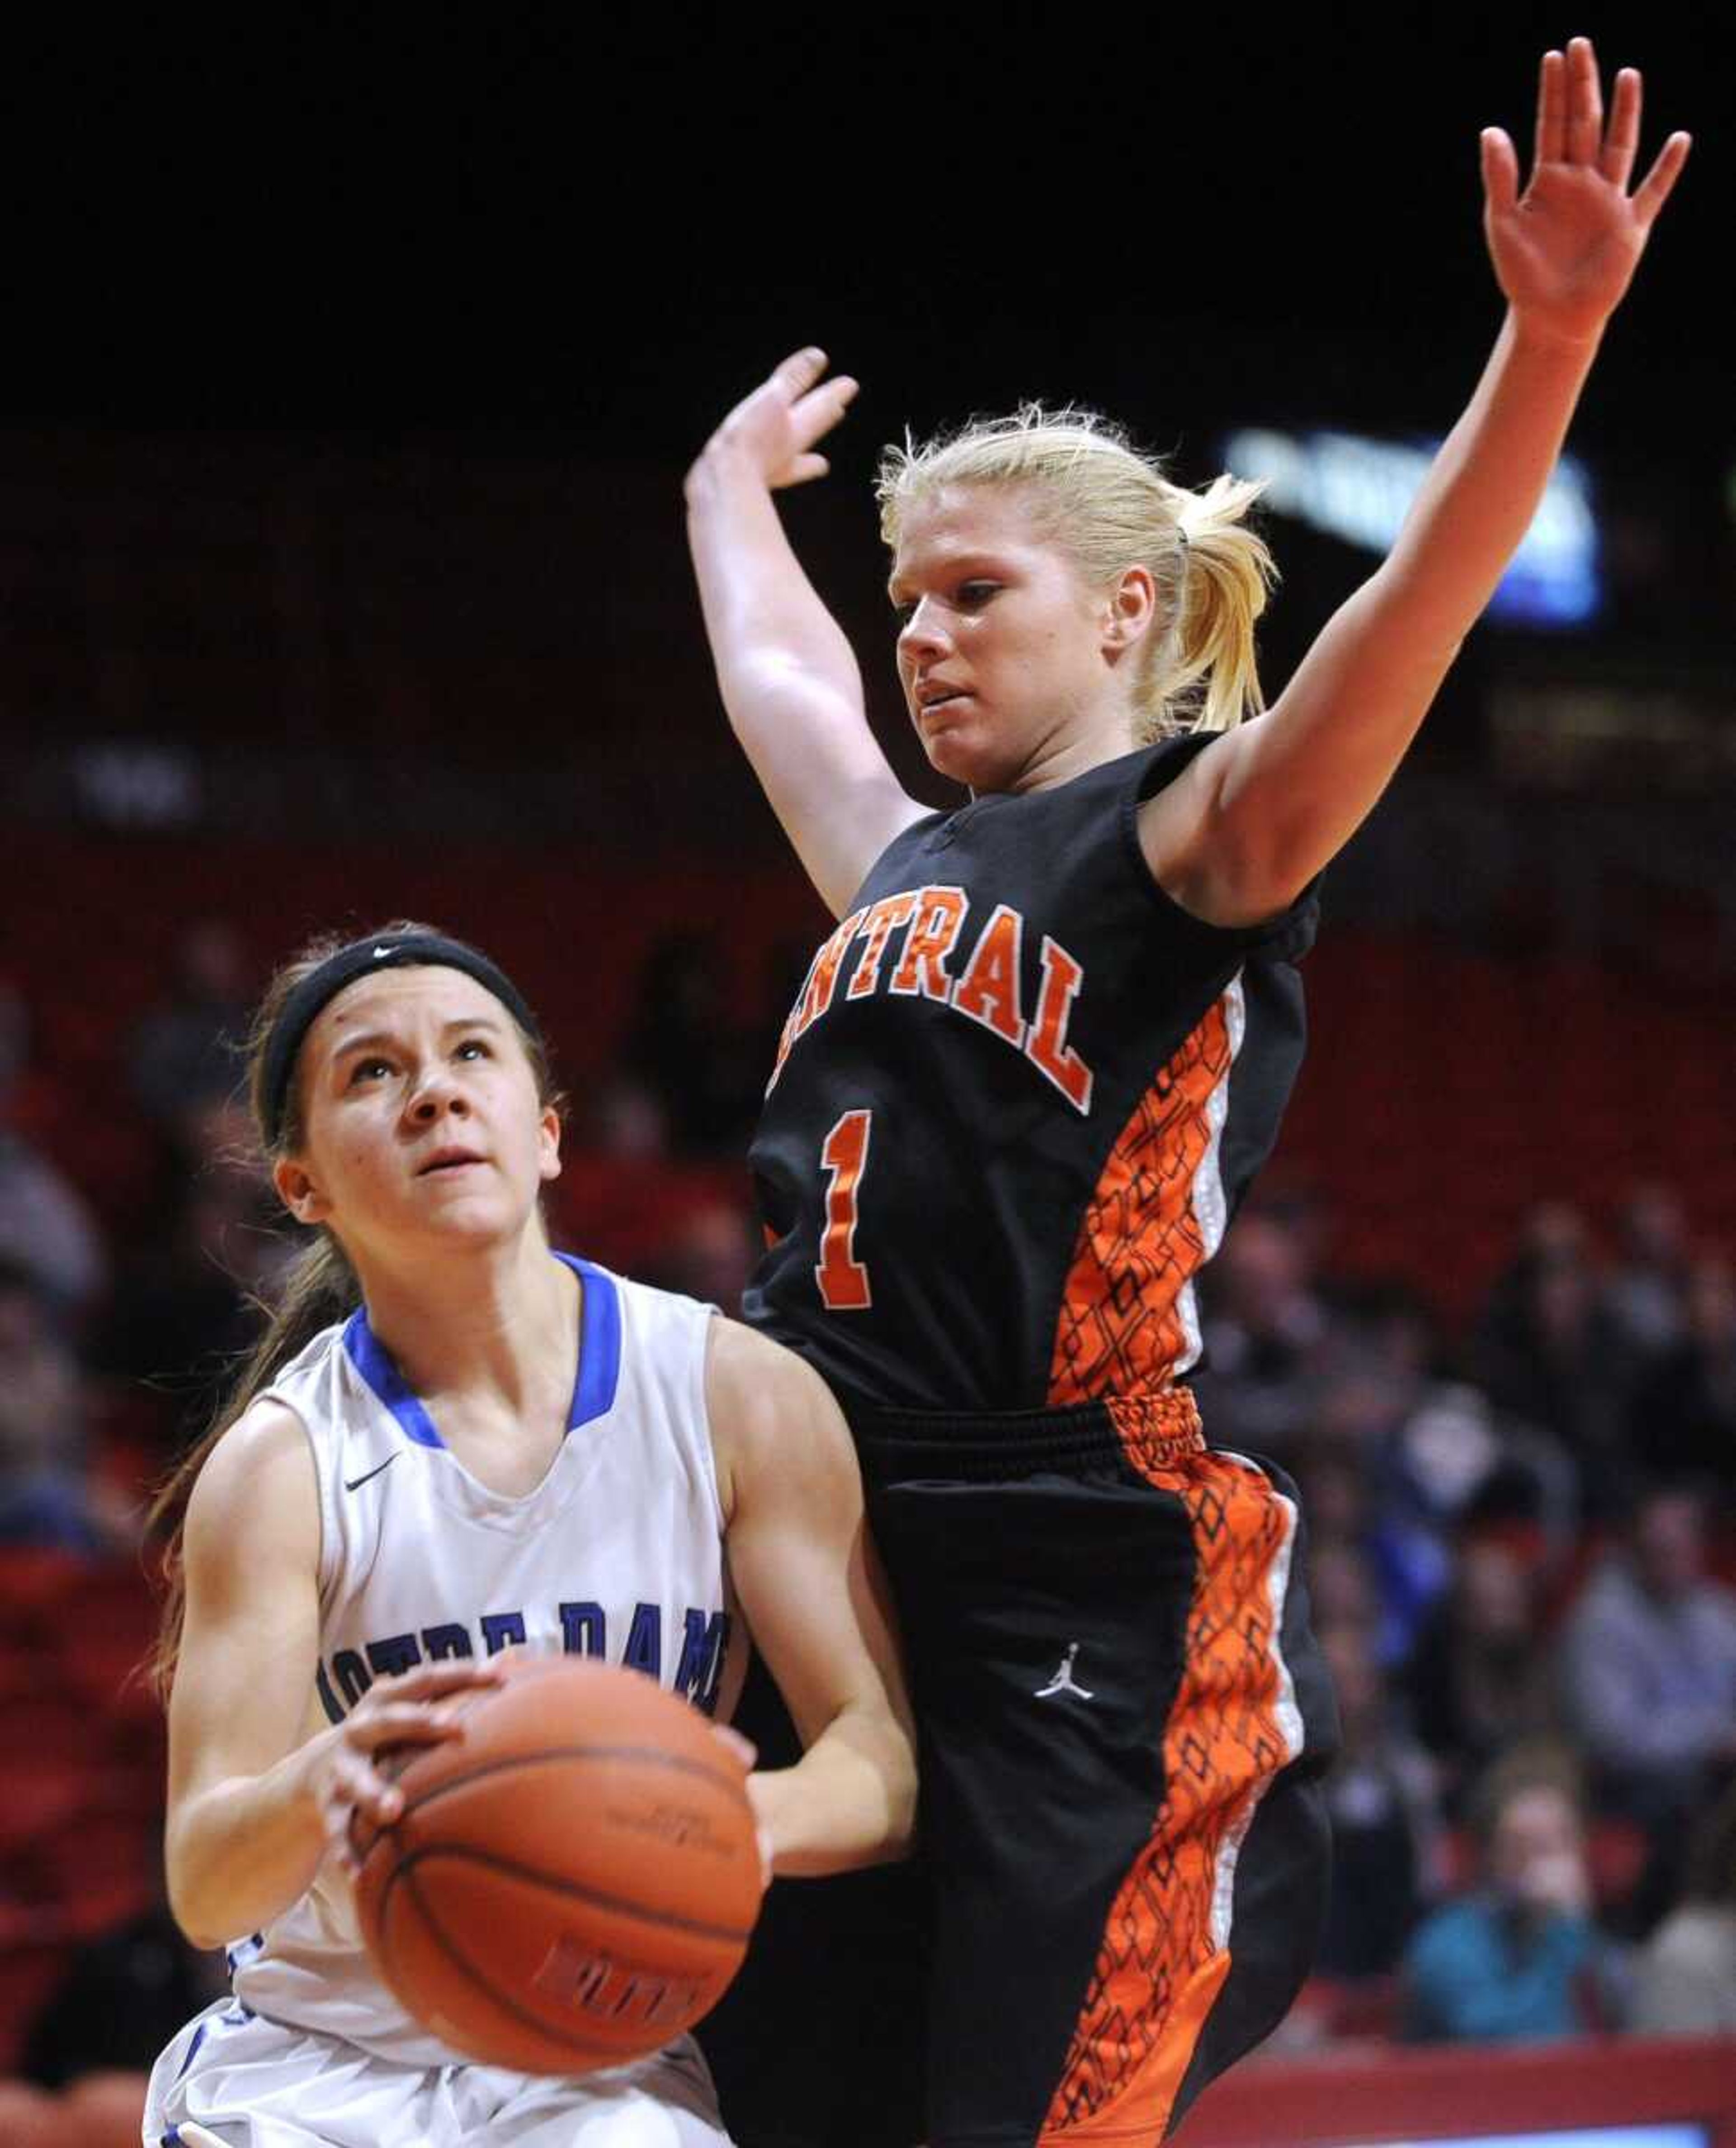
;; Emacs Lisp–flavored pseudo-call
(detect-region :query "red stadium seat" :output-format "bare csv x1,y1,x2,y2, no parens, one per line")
0,1918,72,2074
35,1799,160,1940
0,1550,87,1638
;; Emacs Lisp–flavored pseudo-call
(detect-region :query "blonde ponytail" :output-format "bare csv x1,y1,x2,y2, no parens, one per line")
876,405,1276,741
1161,472,1275,737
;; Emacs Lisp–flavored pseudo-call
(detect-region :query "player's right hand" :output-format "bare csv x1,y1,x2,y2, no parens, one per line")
300,1658,504,1871
690,348,858,492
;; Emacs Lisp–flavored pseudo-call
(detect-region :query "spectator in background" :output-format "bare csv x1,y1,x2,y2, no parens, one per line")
1558,1480,1736,1834
0,1260,107,1550
1475,1203,1623,1518
1407,1535,1561,1815
128,917,251,1141
1602,1184,1690,1378
1631,1781,1736,2035
549,1073,761,1307
1193,1207,1326,1459
1293,1388,1456,1670
624,929,764,1157
1307,1537,1381,1635
1316,1617,1444,1982
644,1199,759,1320
88,1100,281,1456
1627,1253,1736,1503
22,1901,227,2092
1401,1744,1627,2043
0,984,108,1323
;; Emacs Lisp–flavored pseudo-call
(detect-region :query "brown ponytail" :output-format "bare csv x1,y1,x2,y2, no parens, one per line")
144,1235,359,1701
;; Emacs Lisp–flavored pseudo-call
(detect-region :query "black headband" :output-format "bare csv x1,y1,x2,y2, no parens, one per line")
259,931,543,1149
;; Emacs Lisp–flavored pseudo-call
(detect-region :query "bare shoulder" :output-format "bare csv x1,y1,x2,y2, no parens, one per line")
704,1318,858,1517
184,1397,320,1580
704,1316,838,1425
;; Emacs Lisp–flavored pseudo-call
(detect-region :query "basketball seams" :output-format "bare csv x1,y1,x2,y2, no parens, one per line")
350,1658,760,2071
376,1740,749,1817
384,1845,757,1945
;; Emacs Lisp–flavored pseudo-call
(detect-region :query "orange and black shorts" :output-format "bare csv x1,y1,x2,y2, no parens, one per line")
700,1390,1338,2148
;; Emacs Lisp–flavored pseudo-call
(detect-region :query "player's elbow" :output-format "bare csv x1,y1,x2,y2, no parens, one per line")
165,1860,229,1956
872,1722,920,1865
164,1801,280,1957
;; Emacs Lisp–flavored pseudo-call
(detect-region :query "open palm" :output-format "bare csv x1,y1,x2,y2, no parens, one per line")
711,347,859,491
1482,37,1689,348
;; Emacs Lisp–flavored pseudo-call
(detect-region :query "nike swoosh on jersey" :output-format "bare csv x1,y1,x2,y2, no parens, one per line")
344,1455,399,1493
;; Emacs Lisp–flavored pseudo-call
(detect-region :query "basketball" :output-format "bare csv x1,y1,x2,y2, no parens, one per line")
352,1653,763,2074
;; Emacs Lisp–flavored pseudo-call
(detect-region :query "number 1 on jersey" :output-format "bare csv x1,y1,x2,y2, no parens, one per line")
816,1109,873,1311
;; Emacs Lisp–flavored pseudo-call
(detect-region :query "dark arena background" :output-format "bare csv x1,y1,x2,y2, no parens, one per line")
1,8,1734,2143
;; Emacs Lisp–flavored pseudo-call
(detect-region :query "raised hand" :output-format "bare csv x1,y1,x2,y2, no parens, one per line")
700,347,859,491
1481,37,1690,350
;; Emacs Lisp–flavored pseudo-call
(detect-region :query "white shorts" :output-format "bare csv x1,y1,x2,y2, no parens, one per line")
142,1997,732,2148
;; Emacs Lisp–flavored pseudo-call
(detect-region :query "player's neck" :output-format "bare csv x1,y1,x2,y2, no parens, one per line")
1003,708,1139,797
354,1227,577,1421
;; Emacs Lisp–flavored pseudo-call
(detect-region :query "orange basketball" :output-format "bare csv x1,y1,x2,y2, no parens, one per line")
353,1653,762,2074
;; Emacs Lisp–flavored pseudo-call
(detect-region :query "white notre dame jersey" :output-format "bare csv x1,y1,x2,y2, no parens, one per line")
227,1252,738,2068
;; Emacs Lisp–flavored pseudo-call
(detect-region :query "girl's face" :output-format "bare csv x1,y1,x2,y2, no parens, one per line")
888,484,1153,792
274,965,560,1266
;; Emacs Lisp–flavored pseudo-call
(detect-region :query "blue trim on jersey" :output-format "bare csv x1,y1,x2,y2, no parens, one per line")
557,1253,623,1429
343,1307,445,1449
172,2021,208,2082
343,1255,620,1449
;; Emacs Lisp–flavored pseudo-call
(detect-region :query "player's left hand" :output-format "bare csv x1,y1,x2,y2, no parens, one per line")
712,1723,774,1888
1481,37,1690,350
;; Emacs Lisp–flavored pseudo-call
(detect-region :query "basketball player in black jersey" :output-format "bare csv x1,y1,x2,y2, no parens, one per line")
685,42,1686,2148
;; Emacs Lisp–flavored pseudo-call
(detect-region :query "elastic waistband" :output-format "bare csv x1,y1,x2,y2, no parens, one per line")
848,1389,1205,1483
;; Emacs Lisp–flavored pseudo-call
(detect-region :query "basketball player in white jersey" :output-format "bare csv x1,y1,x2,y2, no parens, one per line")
141,924,916,2148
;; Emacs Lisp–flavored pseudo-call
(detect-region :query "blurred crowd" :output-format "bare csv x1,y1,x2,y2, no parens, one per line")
1,917,1733,2110
1192,1190,1736,2047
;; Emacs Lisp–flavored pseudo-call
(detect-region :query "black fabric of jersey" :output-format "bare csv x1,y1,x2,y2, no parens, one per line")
744,736,1318,1416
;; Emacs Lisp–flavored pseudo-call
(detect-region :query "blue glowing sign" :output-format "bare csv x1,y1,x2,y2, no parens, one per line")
1222,427,1601,627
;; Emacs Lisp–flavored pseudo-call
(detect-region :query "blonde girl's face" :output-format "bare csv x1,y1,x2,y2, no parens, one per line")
888,484,1151,792
273,965,560,1266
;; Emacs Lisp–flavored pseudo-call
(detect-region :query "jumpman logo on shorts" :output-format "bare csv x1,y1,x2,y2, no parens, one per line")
1034,1643,1094,1701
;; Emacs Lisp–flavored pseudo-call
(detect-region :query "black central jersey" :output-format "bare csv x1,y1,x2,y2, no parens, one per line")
743,736,1319,1418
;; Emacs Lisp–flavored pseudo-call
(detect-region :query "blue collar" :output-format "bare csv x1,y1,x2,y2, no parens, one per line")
341,1252,622,1452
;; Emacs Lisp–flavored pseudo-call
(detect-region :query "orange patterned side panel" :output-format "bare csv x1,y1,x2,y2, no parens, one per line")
1047,999,1231,1407
1040,1425,1295,2145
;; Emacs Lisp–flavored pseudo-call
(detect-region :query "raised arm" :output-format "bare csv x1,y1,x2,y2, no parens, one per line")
685,349,925,916
1146,39,1691,927
164,1401,498,1949
706,1318,917,1876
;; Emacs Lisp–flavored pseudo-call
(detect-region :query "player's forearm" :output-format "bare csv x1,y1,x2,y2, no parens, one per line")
684,443,868,741
166,1737,333,1950
749,1707,917,1877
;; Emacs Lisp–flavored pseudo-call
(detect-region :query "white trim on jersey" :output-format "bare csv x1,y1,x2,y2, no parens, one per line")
1174,973,1247,1378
